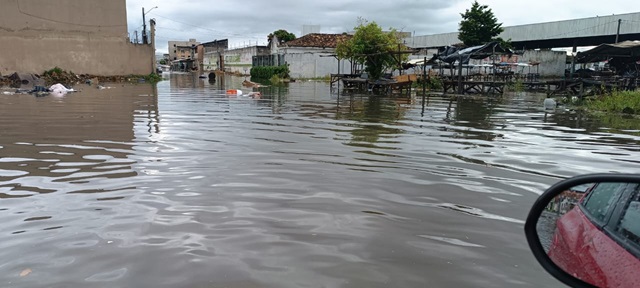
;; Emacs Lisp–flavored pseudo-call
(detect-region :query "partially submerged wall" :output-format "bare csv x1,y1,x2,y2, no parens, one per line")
520,50,566,77
223,46,269,75
282,47,353,79
0,0,153,76
416,49,566,77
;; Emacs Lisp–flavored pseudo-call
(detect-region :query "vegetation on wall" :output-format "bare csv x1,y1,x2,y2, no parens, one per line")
40,67,162,85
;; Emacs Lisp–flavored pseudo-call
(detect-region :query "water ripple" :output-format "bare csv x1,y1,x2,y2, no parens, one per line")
0,78,636,287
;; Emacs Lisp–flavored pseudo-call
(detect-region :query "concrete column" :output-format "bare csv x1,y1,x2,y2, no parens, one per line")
150,19,157,74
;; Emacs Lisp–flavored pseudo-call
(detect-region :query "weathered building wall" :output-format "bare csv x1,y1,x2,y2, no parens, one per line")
0,0,154,76
282,47,352,79
223,46,269,74
203,52,222,71
168,39,199,61
412,49,565,77
468,50,566,77
518,50,566,76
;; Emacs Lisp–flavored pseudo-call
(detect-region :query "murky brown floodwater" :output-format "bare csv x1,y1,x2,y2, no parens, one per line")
1,74,638,287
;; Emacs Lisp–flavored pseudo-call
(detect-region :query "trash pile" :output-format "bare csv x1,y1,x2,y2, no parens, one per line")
1,83,77,97
0,68,152,89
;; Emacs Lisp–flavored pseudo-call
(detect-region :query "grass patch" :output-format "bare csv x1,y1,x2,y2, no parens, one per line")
41,67,162,85
505,78,524,92
586,90,640,114
269,75,282,84
141,73,162,83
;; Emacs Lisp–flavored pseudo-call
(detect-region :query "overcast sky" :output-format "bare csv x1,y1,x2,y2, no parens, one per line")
125,0,636,54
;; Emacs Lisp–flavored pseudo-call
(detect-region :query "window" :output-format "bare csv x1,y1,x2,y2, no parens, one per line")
616,188,640,247
581,183,626,223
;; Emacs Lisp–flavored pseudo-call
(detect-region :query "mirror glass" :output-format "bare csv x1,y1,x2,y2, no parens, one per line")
536,182,640,287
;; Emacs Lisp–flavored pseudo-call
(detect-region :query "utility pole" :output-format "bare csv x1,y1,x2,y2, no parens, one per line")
135,31,139,44
615,19,622,43
142,8,147,44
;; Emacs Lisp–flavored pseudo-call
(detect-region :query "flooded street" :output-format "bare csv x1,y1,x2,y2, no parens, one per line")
1,74,638,287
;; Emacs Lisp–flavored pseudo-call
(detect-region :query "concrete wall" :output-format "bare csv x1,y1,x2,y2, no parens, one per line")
202,52,222,71
0,0,154,76
463,50,566,77
422,50,566,77
281,47,353,79
518,50,566,76
223,46,269,74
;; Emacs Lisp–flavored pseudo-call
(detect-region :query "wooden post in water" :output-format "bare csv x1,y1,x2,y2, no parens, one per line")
422,57,427,96
337,58,341,92
457,56,464,95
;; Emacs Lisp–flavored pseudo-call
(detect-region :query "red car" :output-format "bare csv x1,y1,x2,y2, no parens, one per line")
548,182,640,287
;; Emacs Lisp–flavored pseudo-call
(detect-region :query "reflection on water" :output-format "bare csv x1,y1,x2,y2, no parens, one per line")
0,75,638,287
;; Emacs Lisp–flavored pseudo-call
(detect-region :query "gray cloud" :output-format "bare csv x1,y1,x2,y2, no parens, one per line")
126,0,635,53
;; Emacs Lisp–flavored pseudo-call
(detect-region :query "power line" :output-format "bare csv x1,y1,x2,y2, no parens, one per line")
149,13,263,40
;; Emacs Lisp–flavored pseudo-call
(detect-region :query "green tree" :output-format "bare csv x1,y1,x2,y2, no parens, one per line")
268,29,296,44
336,18,407,80
458,1,504,46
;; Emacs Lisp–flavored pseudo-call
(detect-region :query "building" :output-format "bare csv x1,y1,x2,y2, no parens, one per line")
198,39,229,71
406,12,640,50
0,0,155,76
223,45,270,75
276,33,354,79
176,45,195,60
168,39,200,60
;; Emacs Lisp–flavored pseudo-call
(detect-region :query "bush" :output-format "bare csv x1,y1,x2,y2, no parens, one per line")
42,67,80,85
509,78,524,92
43,67,64,77
269,75,281,84
250,65,289,80
422,76,443,90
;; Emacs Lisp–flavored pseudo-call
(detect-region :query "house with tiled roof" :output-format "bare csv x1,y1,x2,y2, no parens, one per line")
283,33,352,49
271,33,355,79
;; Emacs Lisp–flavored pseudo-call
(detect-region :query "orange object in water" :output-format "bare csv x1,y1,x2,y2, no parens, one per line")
226,89,242,95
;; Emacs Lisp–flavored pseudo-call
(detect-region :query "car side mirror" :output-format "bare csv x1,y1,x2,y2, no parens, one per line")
524,174,640,288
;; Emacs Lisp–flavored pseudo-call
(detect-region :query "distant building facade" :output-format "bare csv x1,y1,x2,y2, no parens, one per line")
199,39,229,71
276,33,354,79
168,39,200,60
223,45,270,75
